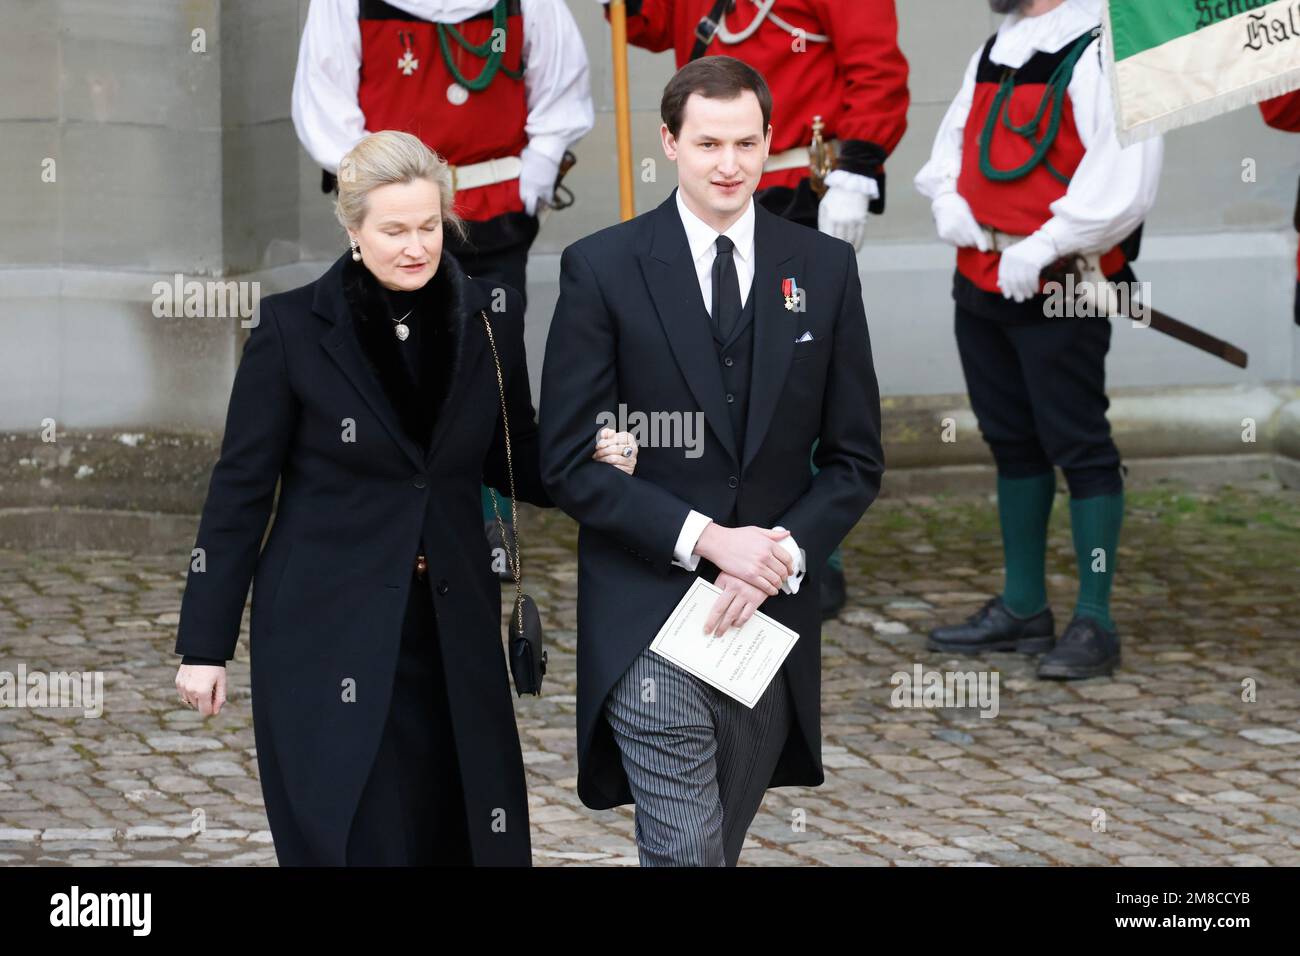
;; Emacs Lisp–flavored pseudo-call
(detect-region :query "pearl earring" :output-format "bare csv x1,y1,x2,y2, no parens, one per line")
350,238,361,262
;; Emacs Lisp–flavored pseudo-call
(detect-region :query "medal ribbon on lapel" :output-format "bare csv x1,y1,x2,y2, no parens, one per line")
782,277,800,312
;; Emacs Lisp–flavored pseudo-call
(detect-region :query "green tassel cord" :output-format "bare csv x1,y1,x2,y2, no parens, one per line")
437,0,524,92
978,30,1098,187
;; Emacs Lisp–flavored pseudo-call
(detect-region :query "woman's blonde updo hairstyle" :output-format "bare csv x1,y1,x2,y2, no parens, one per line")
333,130,467,243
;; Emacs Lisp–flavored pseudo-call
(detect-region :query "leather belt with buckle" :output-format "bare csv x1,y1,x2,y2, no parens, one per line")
695,16,719,46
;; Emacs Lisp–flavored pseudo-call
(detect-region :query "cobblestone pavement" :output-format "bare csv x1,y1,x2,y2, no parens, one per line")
1,482,1298,866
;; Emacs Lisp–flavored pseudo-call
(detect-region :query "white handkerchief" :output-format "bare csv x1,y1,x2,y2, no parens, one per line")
649,577,800,708
795,330,813,343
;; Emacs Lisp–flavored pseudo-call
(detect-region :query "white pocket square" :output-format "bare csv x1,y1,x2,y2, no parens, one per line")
795,330,814,343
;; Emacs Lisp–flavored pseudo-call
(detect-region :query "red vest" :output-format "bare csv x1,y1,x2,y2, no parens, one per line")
957,31,1125,293
357,0,528,223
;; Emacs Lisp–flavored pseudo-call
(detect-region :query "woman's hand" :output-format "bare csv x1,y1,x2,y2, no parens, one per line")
175,664,228,717
591,427,638,476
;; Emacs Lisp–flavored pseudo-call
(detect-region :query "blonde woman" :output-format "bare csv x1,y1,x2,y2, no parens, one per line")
173,131,636,866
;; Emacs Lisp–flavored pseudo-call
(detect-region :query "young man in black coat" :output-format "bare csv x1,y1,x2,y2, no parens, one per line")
539,56,884,866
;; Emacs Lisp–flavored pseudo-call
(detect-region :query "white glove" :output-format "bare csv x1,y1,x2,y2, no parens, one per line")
773,528,806,595
817,171,875,250
997,231,1059,303
518,144,560,217
930,192,991,252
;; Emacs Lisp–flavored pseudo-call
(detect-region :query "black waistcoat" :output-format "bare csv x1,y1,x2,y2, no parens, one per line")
709,287,757,486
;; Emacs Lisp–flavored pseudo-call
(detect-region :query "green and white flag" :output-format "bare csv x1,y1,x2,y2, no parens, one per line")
1104,0,1300,145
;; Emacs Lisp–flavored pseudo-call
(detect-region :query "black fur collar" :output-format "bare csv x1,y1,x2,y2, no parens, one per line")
341,250,471,451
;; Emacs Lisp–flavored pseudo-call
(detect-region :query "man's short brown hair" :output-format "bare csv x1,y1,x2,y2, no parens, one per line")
660,56,773,138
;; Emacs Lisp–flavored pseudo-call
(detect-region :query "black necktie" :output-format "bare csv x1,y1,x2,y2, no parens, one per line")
710,234,741,342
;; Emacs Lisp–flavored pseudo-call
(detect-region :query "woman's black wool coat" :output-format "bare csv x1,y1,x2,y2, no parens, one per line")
175,248,549,865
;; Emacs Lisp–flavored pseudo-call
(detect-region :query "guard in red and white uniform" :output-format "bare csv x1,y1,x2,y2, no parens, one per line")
915,0,1163,681
1260,90,1300,326
597,0,908,618
292,0,594,308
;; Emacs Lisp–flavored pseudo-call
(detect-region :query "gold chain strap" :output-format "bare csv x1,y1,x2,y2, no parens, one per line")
479,309,523,619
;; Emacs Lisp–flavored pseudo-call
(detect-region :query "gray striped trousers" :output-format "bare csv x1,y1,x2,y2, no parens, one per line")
603,644,793,866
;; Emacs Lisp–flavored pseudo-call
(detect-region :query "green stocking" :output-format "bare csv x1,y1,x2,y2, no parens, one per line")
998,472,1057,617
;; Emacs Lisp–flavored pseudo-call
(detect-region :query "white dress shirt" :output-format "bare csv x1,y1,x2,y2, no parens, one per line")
668,189,806,595
290,0,594,172
913,0,1163,258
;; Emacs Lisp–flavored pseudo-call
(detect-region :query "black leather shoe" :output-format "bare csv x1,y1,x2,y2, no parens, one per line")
1037,615,1120,680
927,596,1055,655
820,565,846,620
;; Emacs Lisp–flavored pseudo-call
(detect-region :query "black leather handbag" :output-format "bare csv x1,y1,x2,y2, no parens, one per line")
479,309,547,696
